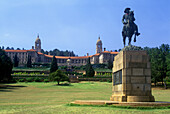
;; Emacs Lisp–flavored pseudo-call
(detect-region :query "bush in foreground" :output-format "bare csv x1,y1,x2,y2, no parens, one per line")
49,69,68,85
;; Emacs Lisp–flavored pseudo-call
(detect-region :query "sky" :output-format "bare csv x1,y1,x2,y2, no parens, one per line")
0,0,170,56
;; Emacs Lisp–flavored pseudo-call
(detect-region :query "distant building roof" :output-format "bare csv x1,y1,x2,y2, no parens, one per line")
4,49,36,52
101,51,119,54
37,52,44,55
44,54,92,59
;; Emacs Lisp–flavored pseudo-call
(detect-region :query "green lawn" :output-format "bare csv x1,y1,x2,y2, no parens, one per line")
0,82,170,114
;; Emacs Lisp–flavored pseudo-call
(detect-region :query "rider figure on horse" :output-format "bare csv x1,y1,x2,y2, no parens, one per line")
122,8,140,47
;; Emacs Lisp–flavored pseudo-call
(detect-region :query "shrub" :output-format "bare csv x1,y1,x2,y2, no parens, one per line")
34,77,41,82
49,69,68,85
18,79,25,82
26,78,34,82
100,79,106,82
9,79,17,83
44,79,49,82
107,79,112,83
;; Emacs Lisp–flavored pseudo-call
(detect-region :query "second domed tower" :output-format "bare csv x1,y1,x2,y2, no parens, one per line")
96,37,102,53
35,35,41,52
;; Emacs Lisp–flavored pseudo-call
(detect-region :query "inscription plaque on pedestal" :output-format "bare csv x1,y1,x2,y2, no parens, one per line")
113,70,122,85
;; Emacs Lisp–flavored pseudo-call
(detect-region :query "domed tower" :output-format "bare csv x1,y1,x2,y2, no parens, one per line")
35,34,41,52
96,36,102,53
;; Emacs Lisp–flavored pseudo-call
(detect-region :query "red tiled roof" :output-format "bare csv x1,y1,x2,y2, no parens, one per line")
44,54,92,59
37,52,44,55
4,49,37,53
44,54,53,58
55,56,70,59
101,51,119,54
110,52,119,54
93,53,100,56
4,50,28,52
27,49,36,52
4,49,36,52
102,51,111,53
70,56,92,59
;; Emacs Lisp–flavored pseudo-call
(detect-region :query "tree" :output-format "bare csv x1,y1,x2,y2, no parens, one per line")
49,69,68,85
2,46,4,49
85,57,94,77
50,55,58,73
6,47,10,50
150,48,161,86
144,44,170,87
13,54,19,67
158,44,169,86
27,55,32,68
166,53,170,77
0,49,13,82
107,58,113,69
41,48,76,57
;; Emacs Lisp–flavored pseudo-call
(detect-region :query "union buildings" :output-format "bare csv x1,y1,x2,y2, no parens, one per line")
4,35,118,66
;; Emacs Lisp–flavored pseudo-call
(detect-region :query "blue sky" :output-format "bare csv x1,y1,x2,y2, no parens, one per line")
0,0,170,56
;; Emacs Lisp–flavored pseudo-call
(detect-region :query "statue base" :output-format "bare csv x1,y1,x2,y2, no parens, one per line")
110,50,155,102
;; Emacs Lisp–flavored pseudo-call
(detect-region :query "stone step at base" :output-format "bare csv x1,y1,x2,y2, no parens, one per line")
71,100,170,107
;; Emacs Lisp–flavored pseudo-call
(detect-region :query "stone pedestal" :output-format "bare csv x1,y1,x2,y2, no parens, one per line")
110,50,155,102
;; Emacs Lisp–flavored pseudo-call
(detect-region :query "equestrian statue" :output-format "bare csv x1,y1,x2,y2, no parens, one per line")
122,8,140,47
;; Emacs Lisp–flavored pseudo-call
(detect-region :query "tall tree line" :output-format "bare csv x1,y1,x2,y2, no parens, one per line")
41,49,76,57
0,46,24,50
144,44,170,87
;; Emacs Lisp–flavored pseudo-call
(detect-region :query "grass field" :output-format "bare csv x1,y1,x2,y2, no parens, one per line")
0,82,170,114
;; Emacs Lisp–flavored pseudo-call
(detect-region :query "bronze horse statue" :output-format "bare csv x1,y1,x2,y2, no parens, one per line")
122,10,140,47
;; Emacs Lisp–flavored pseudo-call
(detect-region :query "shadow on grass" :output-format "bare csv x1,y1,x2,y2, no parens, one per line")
151,83,170,90
0,84,27,92
53,83,73,86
